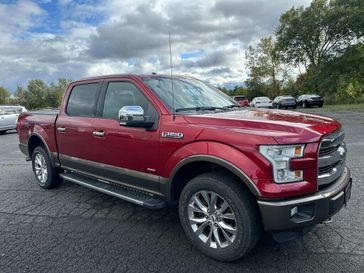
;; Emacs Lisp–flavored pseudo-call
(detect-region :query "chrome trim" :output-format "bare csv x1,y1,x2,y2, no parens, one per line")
59,154,162,196
318,129,346,187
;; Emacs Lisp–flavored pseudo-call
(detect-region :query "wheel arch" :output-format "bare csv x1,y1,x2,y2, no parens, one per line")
164,155,261,202
27,133,56,167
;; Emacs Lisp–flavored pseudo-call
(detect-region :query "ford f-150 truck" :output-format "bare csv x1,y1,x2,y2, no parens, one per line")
17,74,352,261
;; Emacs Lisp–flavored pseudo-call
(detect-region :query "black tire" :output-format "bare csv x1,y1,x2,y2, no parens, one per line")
293,106,297,109
179,172,261,262
277,104,281,109
303,101,309,108
32,146,62,189
0,131,6,135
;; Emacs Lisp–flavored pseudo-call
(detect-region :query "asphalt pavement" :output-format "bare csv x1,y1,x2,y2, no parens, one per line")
0,111,363,273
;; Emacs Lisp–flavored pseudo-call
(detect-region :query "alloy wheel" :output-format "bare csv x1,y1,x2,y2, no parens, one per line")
188,190,237,249
34,153,48,184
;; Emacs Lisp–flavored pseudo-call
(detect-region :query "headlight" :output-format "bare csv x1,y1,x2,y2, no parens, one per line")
259,144,305,183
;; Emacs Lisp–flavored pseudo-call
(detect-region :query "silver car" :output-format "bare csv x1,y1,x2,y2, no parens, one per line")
250,97,272,108
0,105,27,134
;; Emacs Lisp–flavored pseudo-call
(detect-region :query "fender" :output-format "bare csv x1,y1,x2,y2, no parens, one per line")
161,141,263,200
27,132,59,167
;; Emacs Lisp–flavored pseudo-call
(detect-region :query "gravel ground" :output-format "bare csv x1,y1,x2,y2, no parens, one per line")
0,111,363,273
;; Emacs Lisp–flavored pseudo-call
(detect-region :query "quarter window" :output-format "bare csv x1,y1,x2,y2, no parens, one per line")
67,83,99,117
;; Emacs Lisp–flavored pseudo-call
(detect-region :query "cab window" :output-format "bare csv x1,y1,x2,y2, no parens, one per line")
102,82,156,120
66,83,100,117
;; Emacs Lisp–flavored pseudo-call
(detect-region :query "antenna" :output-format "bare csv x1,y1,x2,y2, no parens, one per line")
169,32,176,121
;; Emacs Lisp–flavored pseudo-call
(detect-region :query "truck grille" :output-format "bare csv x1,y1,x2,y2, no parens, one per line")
318,129,346,190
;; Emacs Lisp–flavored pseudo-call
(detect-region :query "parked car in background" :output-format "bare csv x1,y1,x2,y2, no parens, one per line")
272,96,297,109
0,105,27,134
250,97,272,108
297,94,324,108
233,95,250,106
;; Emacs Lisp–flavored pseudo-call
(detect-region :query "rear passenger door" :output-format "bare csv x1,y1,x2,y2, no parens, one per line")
56,81,102,171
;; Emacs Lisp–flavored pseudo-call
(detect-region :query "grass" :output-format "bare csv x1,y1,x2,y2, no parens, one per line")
296,103,364,113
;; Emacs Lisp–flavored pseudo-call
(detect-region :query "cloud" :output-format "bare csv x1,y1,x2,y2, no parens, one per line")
0,0,311,92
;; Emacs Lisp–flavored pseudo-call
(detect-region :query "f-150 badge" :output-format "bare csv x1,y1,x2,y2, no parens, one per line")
161,131,184,139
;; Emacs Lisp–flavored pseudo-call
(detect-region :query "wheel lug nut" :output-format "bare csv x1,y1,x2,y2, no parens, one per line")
214,223,218,227
208,222,212,226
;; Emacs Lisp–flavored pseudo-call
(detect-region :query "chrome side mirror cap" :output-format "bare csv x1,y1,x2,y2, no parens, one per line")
118,106,154,129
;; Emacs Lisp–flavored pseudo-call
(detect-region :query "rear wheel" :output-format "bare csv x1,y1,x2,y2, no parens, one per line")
0,131,6,135
179,172,261,262
32,146,62,189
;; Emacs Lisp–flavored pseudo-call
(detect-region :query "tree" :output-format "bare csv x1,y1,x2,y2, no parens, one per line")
276,0,363,71
245,36,288,98
27,80,49,109
0,86,11,104
48,78,72,108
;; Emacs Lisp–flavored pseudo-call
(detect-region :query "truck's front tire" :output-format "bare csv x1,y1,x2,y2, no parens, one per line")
32,146,62,189
178,172,261,262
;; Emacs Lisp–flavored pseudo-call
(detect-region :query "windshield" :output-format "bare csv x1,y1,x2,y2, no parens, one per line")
256,97,270,101
143,76,237,112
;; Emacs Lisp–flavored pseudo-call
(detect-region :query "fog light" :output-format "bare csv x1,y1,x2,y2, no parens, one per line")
290,206,298,217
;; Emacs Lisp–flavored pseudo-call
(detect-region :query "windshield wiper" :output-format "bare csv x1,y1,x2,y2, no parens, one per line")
222,104,243,110
175,106,225,112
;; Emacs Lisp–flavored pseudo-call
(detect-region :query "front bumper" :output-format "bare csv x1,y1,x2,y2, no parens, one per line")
258,167,352,231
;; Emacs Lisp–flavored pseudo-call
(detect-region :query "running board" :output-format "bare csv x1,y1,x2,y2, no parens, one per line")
60,172,167,209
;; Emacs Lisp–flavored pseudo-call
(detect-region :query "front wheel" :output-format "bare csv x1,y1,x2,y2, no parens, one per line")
32,146,62,189
0,131,6,135
179,173,261,262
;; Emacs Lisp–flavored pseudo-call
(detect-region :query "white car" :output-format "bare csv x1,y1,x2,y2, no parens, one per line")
0,105,27,134
250,97,272,108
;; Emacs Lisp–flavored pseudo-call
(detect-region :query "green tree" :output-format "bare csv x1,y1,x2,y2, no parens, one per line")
277,0,363,71
0,86,11,104
246,36,288,98
27,80,49,109
48,78,72,108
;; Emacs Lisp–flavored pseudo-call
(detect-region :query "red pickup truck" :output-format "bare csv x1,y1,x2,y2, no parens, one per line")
17,74,352,261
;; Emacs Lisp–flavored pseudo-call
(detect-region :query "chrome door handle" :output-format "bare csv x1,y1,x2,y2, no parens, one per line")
93,131,105,137
57,127,66,133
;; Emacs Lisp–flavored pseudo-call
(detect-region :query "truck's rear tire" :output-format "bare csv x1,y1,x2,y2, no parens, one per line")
31,146,62,189
178,172,261,262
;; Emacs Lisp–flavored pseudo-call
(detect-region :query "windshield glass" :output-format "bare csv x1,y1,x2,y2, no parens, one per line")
143,76,237,112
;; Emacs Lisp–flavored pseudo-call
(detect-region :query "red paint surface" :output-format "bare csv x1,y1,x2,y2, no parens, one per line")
17,74,342,199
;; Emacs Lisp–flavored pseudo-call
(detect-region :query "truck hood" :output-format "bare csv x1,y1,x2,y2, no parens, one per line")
184,108,341,144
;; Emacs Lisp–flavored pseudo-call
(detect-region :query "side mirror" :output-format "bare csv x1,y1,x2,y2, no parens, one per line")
118,106,154,128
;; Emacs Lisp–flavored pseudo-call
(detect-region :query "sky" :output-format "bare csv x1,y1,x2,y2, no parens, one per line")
0,0,311,92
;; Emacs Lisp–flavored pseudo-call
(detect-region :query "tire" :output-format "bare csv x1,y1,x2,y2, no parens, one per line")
178,172,261,262
277,104,281,109
293,106,297,109
0,131,6,135
32,146,62,189
303,101,309,108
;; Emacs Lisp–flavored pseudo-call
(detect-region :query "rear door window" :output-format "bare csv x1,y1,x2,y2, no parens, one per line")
67,83,100,117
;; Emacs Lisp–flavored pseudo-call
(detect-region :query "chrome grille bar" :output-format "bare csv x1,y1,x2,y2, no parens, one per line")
318,129,346,187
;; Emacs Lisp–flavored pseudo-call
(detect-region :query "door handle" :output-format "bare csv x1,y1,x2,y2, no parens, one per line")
93,131,105,137
57,127,66,133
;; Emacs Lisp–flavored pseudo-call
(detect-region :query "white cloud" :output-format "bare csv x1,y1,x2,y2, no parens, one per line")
0,0,311,92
